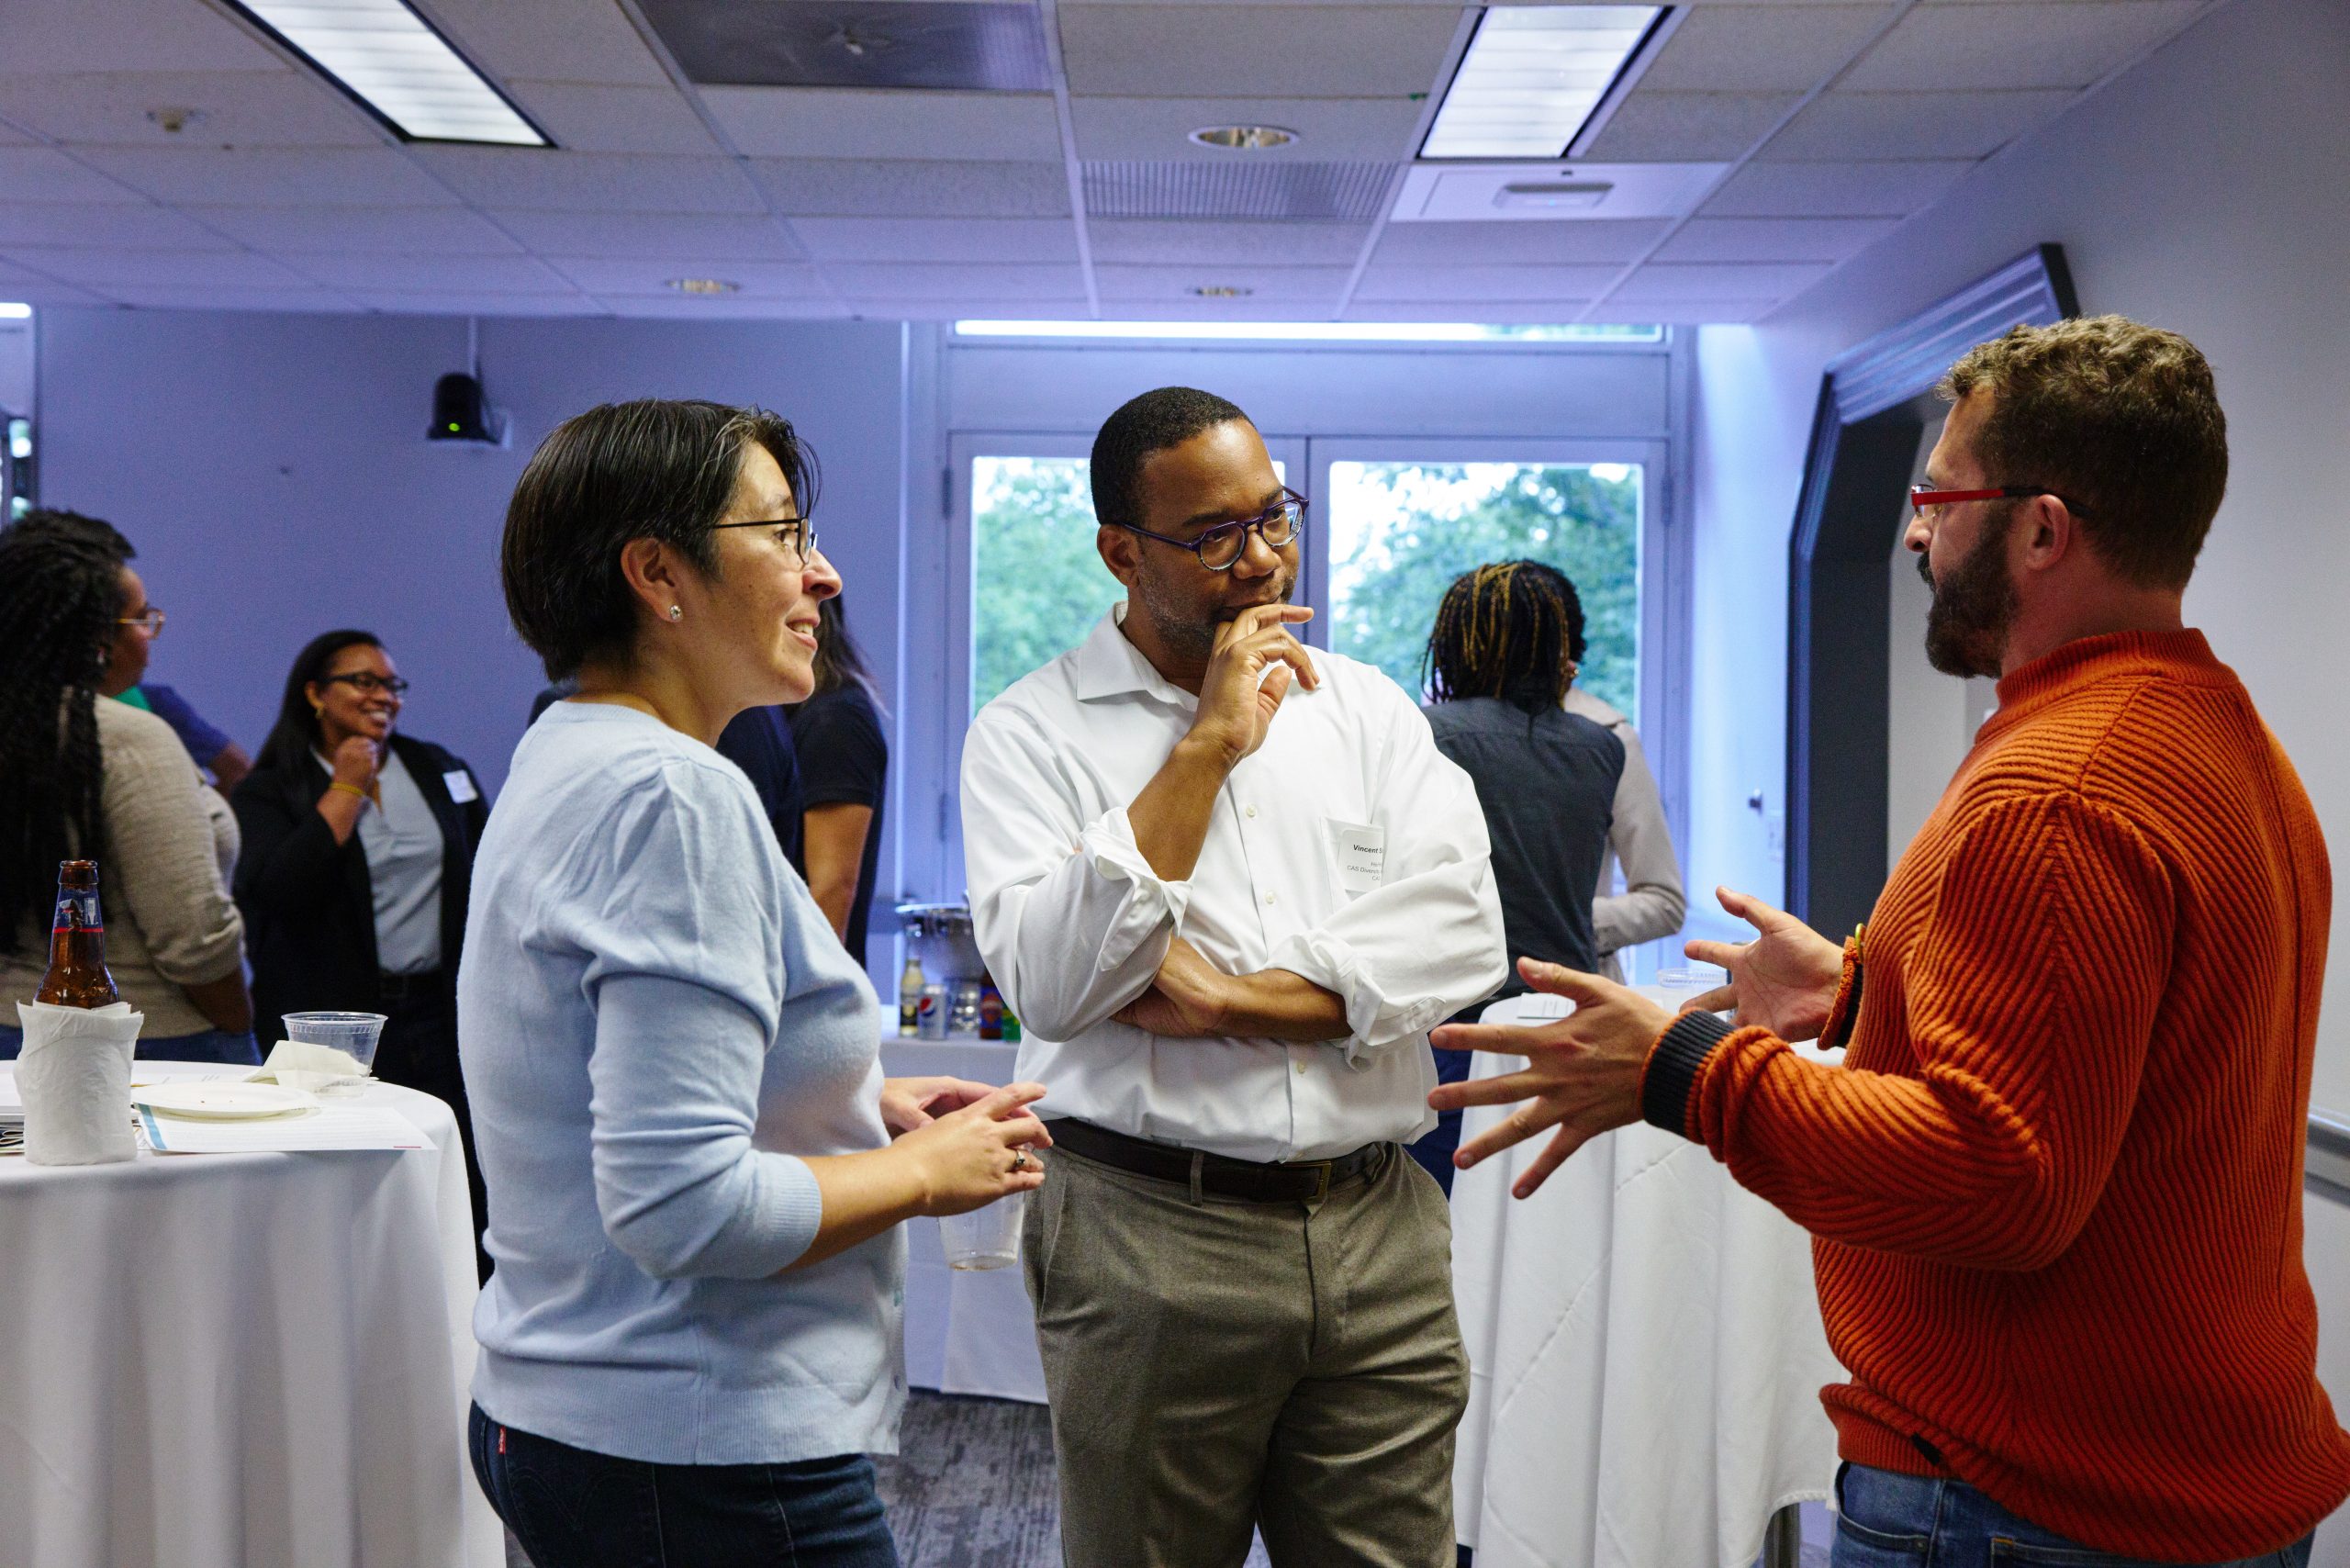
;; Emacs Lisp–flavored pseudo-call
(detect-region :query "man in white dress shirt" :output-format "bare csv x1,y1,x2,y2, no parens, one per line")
962,386,1508,1566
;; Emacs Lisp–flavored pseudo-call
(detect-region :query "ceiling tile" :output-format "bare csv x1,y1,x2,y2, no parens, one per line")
0,71,381,150
1093,263,1354,301
1765,88,2076,159
0,245,314,287
0,0,285,74
288,252,580,293
504,83,722,156
1607,261,1830,300
426,0,675,88
1371,218,1668,266
752,159,1071,218
789,218,1079,263
1058,6,1460,97
77,148,460,207
191,204,527,254
1702,158,1970,217
586,294,843,319
547,257,831,296
351,291,604,317
492,209,805,260
0,147,146,205
1617,297,1780,324
834,263,1088,299
1340,299,1600,324
0,202,240,252
407,150,766,213
1352,263,1623,301
1071,97,1420,161
701,88,1064,161
1653,216,1897,263
1090,218,1371,266
1640,5,1894,93
0,278,111,306
95,286,357,312
1580,91,1801,161
1842,2,2210,91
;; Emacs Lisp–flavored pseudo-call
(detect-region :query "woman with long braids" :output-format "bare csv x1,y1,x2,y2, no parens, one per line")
0,522,255,1061
1407,559,1626,1192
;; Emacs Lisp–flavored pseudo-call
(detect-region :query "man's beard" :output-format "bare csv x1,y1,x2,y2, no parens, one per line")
1129,569,1294,666
1921,511,2018,679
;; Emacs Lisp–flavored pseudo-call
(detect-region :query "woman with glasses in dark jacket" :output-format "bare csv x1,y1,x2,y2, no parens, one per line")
230,630,490,1267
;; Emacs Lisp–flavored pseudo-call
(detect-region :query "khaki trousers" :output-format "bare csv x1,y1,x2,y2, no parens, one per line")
1022,1138,1468,1568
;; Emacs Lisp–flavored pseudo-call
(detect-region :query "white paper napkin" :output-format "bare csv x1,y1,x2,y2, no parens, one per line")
14,999,143,1165
248,1037,367,1095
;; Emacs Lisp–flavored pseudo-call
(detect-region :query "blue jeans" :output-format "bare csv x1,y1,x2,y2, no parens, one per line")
0,1025,259,1064
468,1405,900,1568
1832,1462,2317,1568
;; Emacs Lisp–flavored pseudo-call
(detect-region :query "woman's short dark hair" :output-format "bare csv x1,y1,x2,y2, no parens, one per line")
501,399,820,680
255,629,384,772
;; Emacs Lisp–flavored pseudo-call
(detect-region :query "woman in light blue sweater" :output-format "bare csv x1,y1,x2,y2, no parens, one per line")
461,399,1049,1568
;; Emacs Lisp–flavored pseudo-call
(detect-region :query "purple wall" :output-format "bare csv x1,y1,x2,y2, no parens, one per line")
34,308,909,796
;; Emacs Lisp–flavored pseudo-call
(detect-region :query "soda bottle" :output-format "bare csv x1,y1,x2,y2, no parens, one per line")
37,860,120,1009
897,953,925,1037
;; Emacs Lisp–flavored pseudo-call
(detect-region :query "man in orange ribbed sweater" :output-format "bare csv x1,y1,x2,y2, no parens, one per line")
1438,316,2349,1566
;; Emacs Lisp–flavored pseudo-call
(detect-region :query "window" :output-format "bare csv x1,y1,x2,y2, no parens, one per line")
969,455,1118,716
1324,460,1642,714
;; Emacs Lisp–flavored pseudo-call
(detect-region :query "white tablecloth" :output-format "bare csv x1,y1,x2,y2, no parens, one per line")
0,1061,499,1568
1450,991,1848,1568
881,1036,1049,1404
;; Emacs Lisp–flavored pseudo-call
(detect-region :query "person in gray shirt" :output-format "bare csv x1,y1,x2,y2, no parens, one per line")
1411,561,1625,1193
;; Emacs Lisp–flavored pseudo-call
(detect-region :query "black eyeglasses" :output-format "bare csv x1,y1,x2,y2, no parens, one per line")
322,673,410,696
1120,490,1307,572
712,515,820,568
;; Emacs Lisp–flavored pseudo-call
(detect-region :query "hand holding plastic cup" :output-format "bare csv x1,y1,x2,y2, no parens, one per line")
282,1011,387,1096
939,1192,1025,1271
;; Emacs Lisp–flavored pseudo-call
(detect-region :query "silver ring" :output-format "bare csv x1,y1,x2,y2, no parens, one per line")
1012,1148,1031,1172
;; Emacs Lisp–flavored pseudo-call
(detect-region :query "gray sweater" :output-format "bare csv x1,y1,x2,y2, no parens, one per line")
1562,689,1687,978
3,700,244,1037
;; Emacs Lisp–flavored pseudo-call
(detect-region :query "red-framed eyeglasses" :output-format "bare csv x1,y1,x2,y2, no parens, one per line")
1909,484,2091,518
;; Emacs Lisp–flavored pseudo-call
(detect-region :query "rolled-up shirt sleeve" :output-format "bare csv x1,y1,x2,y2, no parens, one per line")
1265,694,1508,1062
574,771,822,1280
963,708,1192,1042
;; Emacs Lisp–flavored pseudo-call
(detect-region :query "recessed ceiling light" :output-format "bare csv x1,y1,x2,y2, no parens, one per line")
667,278,741,295
1189,286,1254,298
1422,6,1666,162
145,106,207,135
1188,125,1298,151
223,0,550,147
0,303,30,320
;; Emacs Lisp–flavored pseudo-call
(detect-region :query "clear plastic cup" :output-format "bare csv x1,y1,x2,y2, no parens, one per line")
282,1011,387,1096
939,1192,1024,1271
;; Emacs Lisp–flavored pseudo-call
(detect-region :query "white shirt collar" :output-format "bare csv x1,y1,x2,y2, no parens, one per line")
1071,601,1197,708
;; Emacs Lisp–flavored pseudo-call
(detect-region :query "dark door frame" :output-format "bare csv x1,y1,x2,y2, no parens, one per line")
1784,244,2077,937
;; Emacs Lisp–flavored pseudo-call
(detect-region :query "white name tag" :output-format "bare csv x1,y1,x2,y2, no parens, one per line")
1328,821,1386,895
443,769,479,803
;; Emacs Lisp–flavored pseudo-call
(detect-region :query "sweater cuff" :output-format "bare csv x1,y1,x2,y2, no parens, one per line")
1817,929,1865,1051
1639,1008,1734,1138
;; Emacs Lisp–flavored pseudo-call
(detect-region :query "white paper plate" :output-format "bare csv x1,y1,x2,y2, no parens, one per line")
131,1081,318,1120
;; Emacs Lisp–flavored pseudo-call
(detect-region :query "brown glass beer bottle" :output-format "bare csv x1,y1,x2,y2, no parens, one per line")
36,859,120,1009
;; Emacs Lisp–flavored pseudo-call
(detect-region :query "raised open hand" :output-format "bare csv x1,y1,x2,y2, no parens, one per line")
1681,886,1844,1041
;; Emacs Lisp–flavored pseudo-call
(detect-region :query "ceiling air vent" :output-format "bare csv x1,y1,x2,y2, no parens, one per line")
638,0,1051,91
1082,162,1393,222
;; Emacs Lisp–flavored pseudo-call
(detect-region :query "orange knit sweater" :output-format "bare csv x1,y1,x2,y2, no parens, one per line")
1645,630,2349,1560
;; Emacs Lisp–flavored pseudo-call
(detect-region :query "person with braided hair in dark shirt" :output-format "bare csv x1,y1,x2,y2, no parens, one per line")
0,521,255,1061
1409,560,1624,1192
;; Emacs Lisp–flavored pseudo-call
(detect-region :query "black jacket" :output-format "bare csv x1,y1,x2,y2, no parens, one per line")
230,733,488,1035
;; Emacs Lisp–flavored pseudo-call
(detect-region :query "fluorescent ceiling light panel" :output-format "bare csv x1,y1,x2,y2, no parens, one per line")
956,320,1662,343
0,304,31,320
226,0,549,146
1422,6,1665,162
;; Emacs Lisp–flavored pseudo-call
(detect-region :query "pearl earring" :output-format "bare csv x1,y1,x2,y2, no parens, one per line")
667,605,683,622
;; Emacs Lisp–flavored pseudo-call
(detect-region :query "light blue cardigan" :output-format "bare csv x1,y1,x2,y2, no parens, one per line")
458,701,902,1464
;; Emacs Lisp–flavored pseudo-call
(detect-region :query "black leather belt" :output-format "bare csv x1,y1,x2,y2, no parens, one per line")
1045,1118,1385,1204
377,969,442,1004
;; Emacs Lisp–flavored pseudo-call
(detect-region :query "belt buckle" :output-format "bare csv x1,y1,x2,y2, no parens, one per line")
1304,1159,1333,1203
